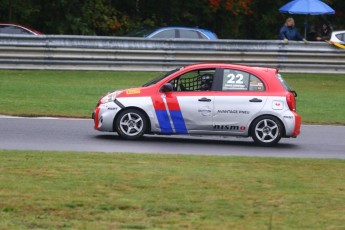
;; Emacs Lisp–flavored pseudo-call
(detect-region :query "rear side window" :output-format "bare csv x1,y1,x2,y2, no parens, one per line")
276,73,293,91
178,29,208,39
222,69,265,91
179,29,201,39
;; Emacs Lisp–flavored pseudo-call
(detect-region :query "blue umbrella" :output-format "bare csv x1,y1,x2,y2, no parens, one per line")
279,0,335,37
279,0,335,15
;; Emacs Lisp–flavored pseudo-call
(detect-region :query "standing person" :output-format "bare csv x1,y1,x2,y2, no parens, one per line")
315,22,332,41
279,17,307,43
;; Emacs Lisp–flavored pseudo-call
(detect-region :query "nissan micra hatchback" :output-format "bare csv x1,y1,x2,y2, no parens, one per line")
92,63,301,146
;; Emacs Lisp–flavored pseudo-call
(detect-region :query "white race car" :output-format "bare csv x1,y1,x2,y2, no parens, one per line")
92,63,301,146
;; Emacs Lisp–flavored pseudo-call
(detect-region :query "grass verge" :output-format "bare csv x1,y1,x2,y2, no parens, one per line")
286,73,345,125
1,150,345,229
0,70,157,118
0,70,345,124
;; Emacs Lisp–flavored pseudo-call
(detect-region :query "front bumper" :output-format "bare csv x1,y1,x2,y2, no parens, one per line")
92,103,119,132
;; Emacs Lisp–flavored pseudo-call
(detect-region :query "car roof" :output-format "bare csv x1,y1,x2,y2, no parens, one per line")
182,63,277,75
0,22,42,35
147,26,218,40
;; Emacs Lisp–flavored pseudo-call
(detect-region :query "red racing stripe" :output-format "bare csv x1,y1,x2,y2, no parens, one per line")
151,94,166,110
165,95,181,111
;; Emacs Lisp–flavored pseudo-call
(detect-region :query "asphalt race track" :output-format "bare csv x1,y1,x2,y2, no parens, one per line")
0,116,344,159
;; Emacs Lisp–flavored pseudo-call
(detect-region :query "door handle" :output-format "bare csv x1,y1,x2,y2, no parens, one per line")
249,98,262,103
198,97,211,102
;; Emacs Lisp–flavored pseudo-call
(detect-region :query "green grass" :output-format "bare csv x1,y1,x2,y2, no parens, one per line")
1,150,345,229
0,70,157,118
285,73,345,125
0,70,345,124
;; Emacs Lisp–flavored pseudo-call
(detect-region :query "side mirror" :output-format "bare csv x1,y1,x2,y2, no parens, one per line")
160,83,173,92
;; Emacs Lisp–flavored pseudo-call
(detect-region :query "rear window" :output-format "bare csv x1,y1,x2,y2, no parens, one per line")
276,73,293,91
179,29,201,39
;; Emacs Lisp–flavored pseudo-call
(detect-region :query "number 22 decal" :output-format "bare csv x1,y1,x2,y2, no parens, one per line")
227,74,244,84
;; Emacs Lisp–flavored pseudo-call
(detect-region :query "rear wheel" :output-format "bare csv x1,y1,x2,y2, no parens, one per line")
251,116,283,147
115,109,147,140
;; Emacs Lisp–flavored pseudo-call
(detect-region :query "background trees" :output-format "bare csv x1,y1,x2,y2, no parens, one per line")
0,0,343,39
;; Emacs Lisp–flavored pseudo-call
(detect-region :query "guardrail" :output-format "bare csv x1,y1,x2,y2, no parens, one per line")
0,34,344,73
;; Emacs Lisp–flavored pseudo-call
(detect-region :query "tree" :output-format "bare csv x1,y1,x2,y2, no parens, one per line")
0,0,343,39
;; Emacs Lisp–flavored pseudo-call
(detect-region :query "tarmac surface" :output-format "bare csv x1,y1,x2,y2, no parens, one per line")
0,116,344,159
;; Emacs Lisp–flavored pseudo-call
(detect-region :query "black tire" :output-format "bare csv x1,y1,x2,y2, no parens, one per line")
251,116,283,147
115,109,147,140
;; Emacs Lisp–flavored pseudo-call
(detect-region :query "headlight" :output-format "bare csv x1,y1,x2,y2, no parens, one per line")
99,90,123,104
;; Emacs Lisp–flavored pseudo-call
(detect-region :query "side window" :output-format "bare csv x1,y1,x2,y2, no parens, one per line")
0,25,31,35
335,33,345,43
249,75,265,91
169,69,216,92
222,69,265,91
222,69,249,91
179,29,200,39
152,29,176,38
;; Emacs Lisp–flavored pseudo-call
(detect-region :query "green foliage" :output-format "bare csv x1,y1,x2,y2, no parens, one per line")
1,0,344,39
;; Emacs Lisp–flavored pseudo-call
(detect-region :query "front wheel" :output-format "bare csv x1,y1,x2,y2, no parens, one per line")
251,116,283,147
115,109,147,140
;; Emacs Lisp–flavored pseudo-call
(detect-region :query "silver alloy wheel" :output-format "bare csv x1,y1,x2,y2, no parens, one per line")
119,112,144,136
254,118,279,143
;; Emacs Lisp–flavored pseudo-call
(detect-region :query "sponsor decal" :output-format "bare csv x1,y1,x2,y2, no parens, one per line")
126,88,141,94
213,125,246,131
218,110,237,114
272,100,284,110
284,115,293,119
224,73,247,90
198,106,212,116
217,110,250,114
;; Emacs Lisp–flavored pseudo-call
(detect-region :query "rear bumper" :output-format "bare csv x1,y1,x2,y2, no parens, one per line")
292,112,301,137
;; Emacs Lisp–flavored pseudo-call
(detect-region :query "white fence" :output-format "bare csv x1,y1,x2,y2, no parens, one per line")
0,34,344,73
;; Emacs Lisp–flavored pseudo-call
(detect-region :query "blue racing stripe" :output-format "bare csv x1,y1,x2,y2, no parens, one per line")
169,110,188,134
155,110,173,134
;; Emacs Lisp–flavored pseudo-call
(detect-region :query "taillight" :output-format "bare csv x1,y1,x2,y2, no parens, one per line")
286,92,296,111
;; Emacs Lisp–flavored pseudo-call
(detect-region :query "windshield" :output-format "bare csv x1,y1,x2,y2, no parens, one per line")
142,68,181,87
125,28,156,37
